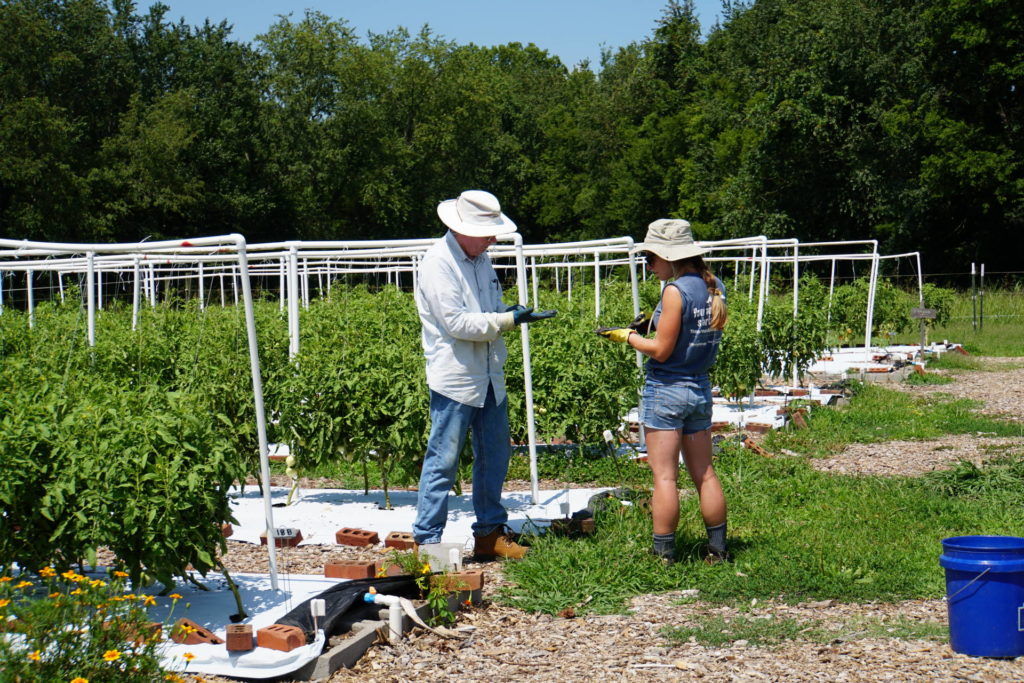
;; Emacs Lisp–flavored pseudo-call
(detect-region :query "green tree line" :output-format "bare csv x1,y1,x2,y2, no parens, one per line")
1,0,1020,274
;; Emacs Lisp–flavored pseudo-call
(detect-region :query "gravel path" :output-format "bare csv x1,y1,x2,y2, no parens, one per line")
201,357,1024,682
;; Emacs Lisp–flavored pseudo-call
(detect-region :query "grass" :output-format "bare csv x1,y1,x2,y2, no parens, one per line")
901,287,1024,356
904,370,953,385
763,383,1023,458
500,442,1024,618
499,377,1024,630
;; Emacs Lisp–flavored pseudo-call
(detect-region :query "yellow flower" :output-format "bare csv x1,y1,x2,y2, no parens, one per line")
168,593,183,600
70,588,84,595
142,595,157,607
421,562,431,574
70,678,89,683
48,592,60,598
61,570,80,581
14,580,32,589
165,675,185,683
182,652,196,662
123,593,136,600
102,650,121,662
27,650,41,662
0,599,10,608
0,576,12,582
39,567,57,578
113,571,129,578
89,579,106,588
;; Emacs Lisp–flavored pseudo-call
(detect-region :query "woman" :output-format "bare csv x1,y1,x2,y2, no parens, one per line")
598,219,728,564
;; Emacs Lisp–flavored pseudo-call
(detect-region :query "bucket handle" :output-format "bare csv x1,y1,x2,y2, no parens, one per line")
944,567,991,602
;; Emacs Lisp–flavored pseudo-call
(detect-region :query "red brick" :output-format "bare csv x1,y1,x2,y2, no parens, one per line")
745,422,773,434
374,561,409,577
431,569,485,593
226,624,254,652
334,527,379,547
384,531,415,550
257,624,305,652
324,560,376,580
260,529,303,548
170,618,224,645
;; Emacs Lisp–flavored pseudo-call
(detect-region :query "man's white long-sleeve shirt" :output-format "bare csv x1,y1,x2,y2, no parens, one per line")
415,231,516,408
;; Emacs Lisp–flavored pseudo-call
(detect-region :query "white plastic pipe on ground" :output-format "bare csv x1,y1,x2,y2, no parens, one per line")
364,592,403,641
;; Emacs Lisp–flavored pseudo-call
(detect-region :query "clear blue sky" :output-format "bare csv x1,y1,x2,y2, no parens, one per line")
156,1,723,68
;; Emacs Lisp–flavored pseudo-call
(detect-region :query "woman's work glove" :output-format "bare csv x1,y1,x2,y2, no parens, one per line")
513,307,557,324
596,326,635,343
628,312,655,335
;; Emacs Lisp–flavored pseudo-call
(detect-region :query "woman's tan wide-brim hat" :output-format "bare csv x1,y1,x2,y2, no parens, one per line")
634,218,706,261
437,190,517,237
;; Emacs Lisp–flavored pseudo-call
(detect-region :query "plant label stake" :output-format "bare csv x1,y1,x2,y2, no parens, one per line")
310,598,325,634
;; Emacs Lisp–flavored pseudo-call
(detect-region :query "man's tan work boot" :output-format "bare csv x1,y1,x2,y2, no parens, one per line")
473,527,528,561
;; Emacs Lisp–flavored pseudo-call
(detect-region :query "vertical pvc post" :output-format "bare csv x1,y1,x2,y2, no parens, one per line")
96,269,103,311
971,263,977,331
279,258,286,312
755,243,767,331
827,258,836,324
288,247,300,358
232,266,239,305
86,253,96,346
132,258,140,331
219,271,225,307
979,263,985,332
58,271,64,303
567,265,572,302
198,262,205,311
747,250,756,302
26,270,35,330
301,258,309,309
863,252,880,364
149,264,157,307
231,236,279,591
0,271,4,314
530,257,538,308
792,243,799,387
511,235,540,505
593,252,601,319
916,252,926,357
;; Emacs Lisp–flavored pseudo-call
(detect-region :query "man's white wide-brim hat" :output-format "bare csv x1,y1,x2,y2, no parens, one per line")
633,218,706,262
437,190,517,237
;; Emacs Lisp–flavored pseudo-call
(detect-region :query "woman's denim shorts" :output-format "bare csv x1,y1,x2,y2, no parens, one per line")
640,377,713,434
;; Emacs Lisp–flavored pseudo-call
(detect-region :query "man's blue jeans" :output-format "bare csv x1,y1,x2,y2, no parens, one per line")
412,385,511,545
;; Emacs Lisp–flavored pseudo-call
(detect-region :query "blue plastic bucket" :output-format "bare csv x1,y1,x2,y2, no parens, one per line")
939,535,1024,657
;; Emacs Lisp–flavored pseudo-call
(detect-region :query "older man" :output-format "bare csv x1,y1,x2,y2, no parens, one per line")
412,190,555,560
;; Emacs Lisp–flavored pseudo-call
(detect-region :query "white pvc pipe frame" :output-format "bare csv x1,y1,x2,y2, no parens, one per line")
0,235,284,592
0,235,924,499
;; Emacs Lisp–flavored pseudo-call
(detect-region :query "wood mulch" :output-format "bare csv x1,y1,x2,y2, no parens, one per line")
197,357,1024,682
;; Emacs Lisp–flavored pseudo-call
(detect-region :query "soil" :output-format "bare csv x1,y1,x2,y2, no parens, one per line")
197,357,1024,682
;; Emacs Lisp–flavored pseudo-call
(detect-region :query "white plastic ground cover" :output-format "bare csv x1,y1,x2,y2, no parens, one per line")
227,486,615,547
805,342,957,375
148,569,329,679
0,570,329,680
